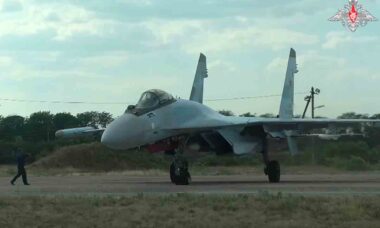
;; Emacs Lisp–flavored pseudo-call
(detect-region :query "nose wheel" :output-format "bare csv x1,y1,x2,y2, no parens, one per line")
169,137,191,185
264,160,280,183
261,135,281,183
170,159,191,185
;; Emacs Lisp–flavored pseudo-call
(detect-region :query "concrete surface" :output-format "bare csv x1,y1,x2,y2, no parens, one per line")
1,173,380,196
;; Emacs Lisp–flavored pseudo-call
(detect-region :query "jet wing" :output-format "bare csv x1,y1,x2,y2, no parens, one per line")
295,133,364,140
251,118,380,131
162,117,380,133
55,127,105,138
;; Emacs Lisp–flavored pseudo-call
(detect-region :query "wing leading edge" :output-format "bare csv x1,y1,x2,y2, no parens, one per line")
162,117,380,133
55,127,105,138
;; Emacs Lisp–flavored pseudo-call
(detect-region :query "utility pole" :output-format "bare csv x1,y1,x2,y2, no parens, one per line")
302,87,323,164
302,94,311,118
302,87,321,119
311,87,315,118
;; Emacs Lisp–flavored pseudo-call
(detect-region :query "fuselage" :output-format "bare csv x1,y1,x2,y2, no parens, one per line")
101,99,231,150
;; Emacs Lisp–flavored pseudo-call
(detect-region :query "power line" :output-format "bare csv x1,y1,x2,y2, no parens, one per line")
0,92,308,105
0,98,128,105
205,92,308,102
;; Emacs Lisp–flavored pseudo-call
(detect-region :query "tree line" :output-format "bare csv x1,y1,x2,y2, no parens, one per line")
1,110,378,143
219,110,380,120
0,111,113,142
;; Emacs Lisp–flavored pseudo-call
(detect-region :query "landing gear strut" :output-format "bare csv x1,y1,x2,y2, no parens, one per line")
170,137,191,185
262,136,281,183
264,160,281,183
170,155,191,185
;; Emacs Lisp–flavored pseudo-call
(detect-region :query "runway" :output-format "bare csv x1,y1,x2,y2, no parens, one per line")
1,173,380,196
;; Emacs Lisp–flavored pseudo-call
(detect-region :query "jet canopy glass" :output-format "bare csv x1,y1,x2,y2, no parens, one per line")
127,89,176,115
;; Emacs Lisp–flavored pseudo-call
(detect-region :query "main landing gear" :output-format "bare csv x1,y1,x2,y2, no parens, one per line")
168,134,280,184
262,136,281,183
170,137,191,185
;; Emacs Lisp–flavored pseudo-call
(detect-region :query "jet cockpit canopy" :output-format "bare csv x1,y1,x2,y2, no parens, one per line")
126,89,176,115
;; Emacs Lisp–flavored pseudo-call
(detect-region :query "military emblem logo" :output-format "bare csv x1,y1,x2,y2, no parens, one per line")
329,0,377,32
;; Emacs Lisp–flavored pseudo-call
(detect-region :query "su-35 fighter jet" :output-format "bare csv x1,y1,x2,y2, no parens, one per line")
56,48,380,185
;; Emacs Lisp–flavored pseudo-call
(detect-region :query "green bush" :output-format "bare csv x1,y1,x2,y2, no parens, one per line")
322,141,370,161
33,142,171,171
345,156,370,171
281,149,316,166
0,140,58,164
324,156,370,171
279,140,378,170
368,147,380,164
324,156,346,169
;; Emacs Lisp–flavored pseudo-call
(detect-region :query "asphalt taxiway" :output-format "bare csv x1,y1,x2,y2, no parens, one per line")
1,173,380,196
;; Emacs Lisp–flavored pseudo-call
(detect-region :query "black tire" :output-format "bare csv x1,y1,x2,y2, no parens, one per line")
267,160,280,183
169,162,191,185
178,170,191,185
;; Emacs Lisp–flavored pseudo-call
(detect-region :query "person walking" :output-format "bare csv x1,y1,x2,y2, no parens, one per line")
10,150,30,185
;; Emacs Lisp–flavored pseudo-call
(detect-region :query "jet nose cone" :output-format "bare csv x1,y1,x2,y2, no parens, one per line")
100,114,150,150
100,129,112,147
101,123,124,150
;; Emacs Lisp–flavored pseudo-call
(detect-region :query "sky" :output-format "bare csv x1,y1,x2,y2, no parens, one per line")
0,0,379,118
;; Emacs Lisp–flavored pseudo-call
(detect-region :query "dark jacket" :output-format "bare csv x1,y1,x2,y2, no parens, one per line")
17,154,27,170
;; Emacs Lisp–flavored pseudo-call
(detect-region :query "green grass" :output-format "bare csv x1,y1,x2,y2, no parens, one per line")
32,142,172,172
0,194,379,228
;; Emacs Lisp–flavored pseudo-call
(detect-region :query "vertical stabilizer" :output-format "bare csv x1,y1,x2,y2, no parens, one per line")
190,53,208,103
280,48,299,155
279,48,298,119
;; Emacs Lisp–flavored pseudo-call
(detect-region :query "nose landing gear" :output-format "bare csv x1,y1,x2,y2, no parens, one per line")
262,136,281,183
264,160,281,183
169,137,191,185
170,155,191,185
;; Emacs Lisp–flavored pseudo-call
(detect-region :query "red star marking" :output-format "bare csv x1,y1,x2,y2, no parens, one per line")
349,5,358,23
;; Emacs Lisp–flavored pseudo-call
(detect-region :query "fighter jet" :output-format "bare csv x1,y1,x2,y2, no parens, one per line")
56,48,380,185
